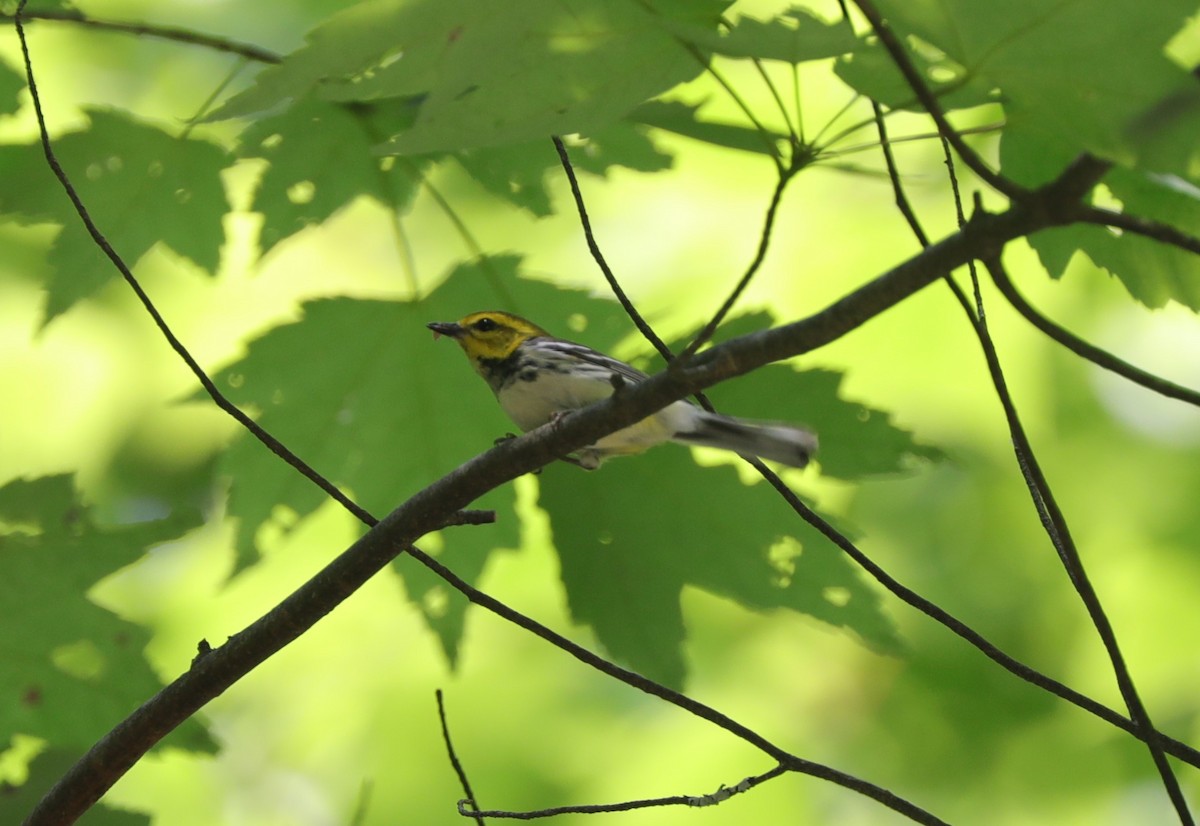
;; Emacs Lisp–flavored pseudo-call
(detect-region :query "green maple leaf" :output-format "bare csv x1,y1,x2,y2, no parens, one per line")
874,0,1200,171
0,476,210,751
211,0,731,154
0,109,228,319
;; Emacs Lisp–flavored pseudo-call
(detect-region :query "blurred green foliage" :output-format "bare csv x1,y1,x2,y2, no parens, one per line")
0,0,1198,824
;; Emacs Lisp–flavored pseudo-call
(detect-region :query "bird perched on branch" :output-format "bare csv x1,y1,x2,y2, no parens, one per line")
428,311,817,470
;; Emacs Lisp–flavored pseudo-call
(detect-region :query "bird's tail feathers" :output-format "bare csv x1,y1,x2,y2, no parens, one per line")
673,411,817,468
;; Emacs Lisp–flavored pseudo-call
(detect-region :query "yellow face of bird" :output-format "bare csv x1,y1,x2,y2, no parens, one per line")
427,311,549,364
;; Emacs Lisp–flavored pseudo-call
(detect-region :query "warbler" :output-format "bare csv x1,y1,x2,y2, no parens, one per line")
428,311,817,469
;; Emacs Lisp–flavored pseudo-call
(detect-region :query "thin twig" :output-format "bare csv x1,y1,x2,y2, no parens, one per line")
681,40,784,168
461,765,786,819
399,157,519,310
437,691,485,826
551,137,674,362
1075,204,1200,257
988,260,1200,407
3,8,281,63
681,153,803,358
872,100,930,248
750,56,800,142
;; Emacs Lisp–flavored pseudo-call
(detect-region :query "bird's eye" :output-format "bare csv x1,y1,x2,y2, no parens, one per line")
473,317,497,332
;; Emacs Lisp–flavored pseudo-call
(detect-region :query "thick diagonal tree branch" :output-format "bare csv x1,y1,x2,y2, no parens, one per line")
22,156,1109,825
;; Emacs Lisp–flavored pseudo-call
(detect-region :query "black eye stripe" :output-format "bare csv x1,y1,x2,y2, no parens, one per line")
473,317,497,331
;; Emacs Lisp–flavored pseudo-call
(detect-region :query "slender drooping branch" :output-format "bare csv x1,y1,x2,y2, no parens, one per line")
868,56,1193,814
988,259,1200,407
11,7,373,529
977,255,1194,825
946,154,1189,823
551,136,674,362
436,691,485,826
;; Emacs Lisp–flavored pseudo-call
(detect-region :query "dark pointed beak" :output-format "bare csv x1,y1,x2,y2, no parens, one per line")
427,321,463,340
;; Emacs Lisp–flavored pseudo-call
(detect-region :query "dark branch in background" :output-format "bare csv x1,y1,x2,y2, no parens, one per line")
556,134,1200,767
988,261,1200,407
436,691,485,826
681,150,804,357
980,255,1194,824
2,8,282,63
870,82,1192,819
989,258,1196,824
938,118,1189,819
850,0,1027,200
463,765,786,819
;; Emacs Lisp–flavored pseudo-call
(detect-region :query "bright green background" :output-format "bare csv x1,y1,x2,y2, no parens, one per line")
1,0,1199,824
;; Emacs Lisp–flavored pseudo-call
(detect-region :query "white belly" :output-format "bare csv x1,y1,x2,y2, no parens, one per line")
496,368,612,431
496,371,696,456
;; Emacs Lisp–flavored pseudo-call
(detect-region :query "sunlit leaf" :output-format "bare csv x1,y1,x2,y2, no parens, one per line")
239,99,426,254
1025,169,1200,310
0,60,22,117
872,0,1200,171
210,0,731,153
540,449,899,688
0,109,227,319
671,5,861,64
